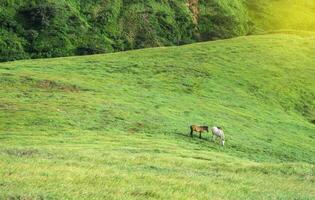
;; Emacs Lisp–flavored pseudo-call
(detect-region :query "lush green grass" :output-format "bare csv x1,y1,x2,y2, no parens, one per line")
247,0,315,32
0,34,315,199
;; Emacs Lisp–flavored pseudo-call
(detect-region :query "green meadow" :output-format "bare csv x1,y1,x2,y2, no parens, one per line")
1,33,315,199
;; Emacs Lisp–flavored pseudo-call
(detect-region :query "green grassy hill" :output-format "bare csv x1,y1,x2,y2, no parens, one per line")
1,33,315,199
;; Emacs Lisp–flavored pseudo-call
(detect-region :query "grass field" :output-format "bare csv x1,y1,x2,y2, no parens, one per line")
0,33,315,199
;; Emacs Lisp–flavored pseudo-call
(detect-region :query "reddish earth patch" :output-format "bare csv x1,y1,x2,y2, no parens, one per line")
186,0,199,24
0,102,18,111
37,80,80,92
4,148,39,157
128,122,144,133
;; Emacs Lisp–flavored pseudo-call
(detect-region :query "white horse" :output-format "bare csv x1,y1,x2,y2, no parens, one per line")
211,127,225,146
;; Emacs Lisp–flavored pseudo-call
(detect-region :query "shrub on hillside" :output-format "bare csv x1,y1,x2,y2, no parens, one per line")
18,3,57,29
0,30,28,62
0,0,255,61
198,0,251,40
29,29,73,58
76,35,114,55
16,1,87,58
169,1,196,45
0,9,20,33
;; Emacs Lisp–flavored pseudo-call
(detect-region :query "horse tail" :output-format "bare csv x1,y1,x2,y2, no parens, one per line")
190,125,193,137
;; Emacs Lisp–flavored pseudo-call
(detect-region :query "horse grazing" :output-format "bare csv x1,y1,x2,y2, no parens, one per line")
211,127,225,146
190,125,209,138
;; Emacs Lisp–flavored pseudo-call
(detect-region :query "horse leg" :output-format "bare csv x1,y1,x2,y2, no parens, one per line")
221,138,225,146
199,131,202,139
212,134,217,142
190,129,193,137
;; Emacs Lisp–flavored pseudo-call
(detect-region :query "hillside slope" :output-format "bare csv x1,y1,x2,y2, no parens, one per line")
0,0,252,61
0,34,315,199
2,0,315,62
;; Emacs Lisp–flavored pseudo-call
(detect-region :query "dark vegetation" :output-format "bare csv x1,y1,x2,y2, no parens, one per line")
2,0,315,62
0,0,254,61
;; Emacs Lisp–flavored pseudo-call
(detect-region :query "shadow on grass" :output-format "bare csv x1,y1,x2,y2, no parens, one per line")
174,131,210,141
174,132,220,151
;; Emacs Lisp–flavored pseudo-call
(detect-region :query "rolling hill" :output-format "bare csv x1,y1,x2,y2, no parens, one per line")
0,33,315,199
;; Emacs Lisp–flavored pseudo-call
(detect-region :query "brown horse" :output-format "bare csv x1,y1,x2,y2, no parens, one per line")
190,125,209,138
